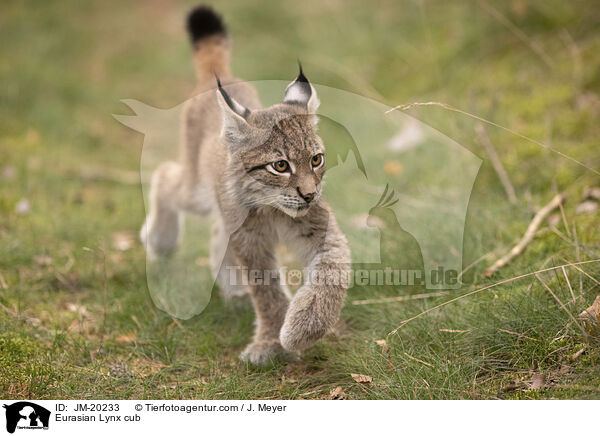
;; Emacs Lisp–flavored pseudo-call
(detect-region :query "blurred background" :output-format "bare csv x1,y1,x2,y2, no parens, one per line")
1,0,599,399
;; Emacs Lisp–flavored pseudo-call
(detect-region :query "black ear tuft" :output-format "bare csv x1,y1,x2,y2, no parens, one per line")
284,62,320,112
296,60,308,84
215,74,250,119
284,61,312,106
186,5,227,45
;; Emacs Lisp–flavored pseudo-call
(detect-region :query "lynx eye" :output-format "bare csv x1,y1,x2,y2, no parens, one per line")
271,160,290,173
311,153,324,168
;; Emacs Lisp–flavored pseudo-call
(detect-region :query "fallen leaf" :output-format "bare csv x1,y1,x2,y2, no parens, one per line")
384,160,404,175
350,373,372,384
375,339,389,353
329,386,345,400
115,331,138,343
579,296,600,324
528,374,546,391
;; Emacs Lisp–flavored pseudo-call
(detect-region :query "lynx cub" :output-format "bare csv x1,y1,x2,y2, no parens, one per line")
141,6,351,365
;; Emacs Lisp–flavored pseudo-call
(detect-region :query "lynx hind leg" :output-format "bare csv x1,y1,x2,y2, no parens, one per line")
141,161,183,259
210,221,250,300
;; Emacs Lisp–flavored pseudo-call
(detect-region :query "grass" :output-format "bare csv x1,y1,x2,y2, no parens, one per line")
1,0,599,399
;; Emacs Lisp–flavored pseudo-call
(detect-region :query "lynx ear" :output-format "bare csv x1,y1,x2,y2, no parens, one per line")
215,76,252,147
283,62,320,113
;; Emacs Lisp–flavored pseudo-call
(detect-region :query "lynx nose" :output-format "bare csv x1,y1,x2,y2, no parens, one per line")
297,187,315,204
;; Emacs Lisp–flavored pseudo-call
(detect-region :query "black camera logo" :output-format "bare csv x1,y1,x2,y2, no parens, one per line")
3,402,50,434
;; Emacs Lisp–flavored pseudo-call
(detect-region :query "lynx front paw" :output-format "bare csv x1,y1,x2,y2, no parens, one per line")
239,339,297,366
279,318,328,353
279,285,344,353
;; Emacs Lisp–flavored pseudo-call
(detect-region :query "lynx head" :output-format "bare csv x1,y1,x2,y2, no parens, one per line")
216,66,324,217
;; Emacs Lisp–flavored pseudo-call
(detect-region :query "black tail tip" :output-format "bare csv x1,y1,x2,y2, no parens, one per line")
186,5,227,44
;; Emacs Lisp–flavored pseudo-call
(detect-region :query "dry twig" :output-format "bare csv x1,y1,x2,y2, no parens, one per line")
439,329,470,333
496,328,538,342
404,353,434,368
483,194,565,277
388,259,600,335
